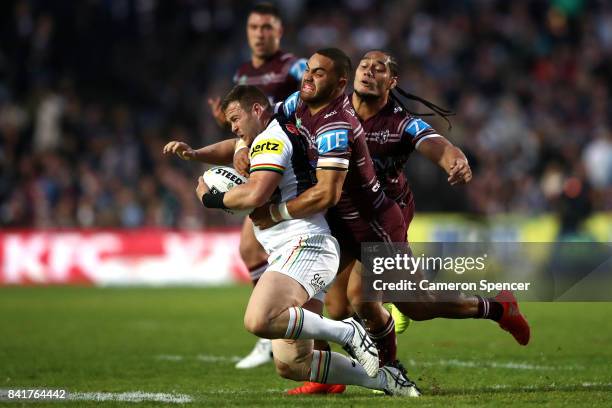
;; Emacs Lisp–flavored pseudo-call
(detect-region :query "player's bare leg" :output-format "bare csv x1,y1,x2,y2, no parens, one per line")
391,267,531,345
325,257,355,320
243,270,380,377
235,217,273,369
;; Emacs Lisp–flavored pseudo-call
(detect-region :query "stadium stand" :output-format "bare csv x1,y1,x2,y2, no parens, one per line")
0,0,610,228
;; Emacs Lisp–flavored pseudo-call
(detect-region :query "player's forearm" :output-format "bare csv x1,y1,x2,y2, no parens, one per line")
438,144,468,175
284,185,340,219
192,139,237,164
418,137,466,175
223,183,269,210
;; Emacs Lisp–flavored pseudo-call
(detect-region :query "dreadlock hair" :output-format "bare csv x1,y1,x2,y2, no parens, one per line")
381,51,455,129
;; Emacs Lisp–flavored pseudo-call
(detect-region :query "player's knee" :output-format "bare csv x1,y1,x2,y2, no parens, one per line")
243,312,271,337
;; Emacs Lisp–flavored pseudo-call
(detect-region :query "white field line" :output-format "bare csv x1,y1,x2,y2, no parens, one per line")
155,354,241,363
156,354,185,361
407,358,584,371
477,382,612,392
196,354,241,363
70,391,192,403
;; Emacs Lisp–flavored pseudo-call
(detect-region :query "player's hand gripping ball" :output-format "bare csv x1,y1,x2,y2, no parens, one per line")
202,166,252,216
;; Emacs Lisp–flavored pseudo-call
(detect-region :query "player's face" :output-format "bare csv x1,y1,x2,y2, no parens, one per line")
300,53,341,105
354,51,396,98
224,101,261,144
246,13,282,59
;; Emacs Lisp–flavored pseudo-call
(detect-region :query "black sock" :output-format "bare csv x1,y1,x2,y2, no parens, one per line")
476,296,503,321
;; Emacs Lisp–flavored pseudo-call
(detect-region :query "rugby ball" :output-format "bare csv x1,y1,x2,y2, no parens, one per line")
203,166,252,216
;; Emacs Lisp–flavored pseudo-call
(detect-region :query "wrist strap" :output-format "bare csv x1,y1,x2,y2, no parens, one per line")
269,204,281,223
234,138,248,154
279,202,293,220
202,192,227,209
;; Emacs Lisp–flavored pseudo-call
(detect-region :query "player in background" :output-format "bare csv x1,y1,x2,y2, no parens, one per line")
196,84,420,397
207,2,307,369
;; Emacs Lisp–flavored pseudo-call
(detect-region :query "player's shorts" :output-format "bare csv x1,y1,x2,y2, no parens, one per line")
327,198,408,261
266,234,340,299
387,188,415,237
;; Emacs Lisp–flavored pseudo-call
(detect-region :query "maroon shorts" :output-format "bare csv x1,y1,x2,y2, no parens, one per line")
327,198,407,261
400,192,415,228
398,192,415,243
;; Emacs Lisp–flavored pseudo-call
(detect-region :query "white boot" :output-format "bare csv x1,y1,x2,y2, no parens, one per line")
235,338,273,369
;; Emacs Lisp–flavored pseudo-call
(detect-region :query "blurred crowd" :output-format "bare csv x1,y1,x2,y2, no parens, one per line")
0,0,610,228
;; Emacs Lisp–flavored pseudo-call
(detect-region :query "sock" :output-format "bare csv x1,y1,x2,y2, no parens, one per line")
368,315,396,366
286,306,353,345
248,261,268,285
476,296,503,321
310,350,385,390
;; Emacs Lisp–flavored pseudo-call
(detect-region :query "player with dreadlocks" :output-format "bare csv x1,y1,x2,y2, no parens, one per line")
344,50,528,336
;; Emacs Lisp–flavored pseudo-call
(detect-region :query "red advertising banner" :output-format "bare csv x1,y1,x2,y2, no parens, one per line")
0,229,249,285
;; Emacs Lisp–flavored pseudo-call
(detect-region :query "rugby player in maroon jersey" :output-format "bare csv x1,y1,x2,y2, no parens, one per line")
251,47,421,392
167,3,307,370
286,50,530,394
322,50,530,340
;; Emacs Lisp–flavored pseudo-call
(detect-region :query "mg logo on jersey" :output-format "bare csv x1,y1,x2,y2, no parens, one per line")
371,129,389,144
323,111,337,119
317,129,349,154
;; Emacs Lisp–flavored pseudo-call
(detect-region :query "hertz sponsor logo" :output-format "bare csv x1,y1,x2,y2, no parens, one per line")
250,139,284,158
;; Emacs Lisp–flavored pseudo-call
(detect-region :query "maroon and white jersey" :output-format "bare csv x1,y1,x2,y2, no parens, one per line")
358,97,440,209
233,51,307,103
291,93,390,222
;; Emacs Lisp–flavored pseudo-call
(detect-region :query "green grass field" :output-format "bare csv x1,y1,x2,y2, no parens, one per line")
1,286,611,407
